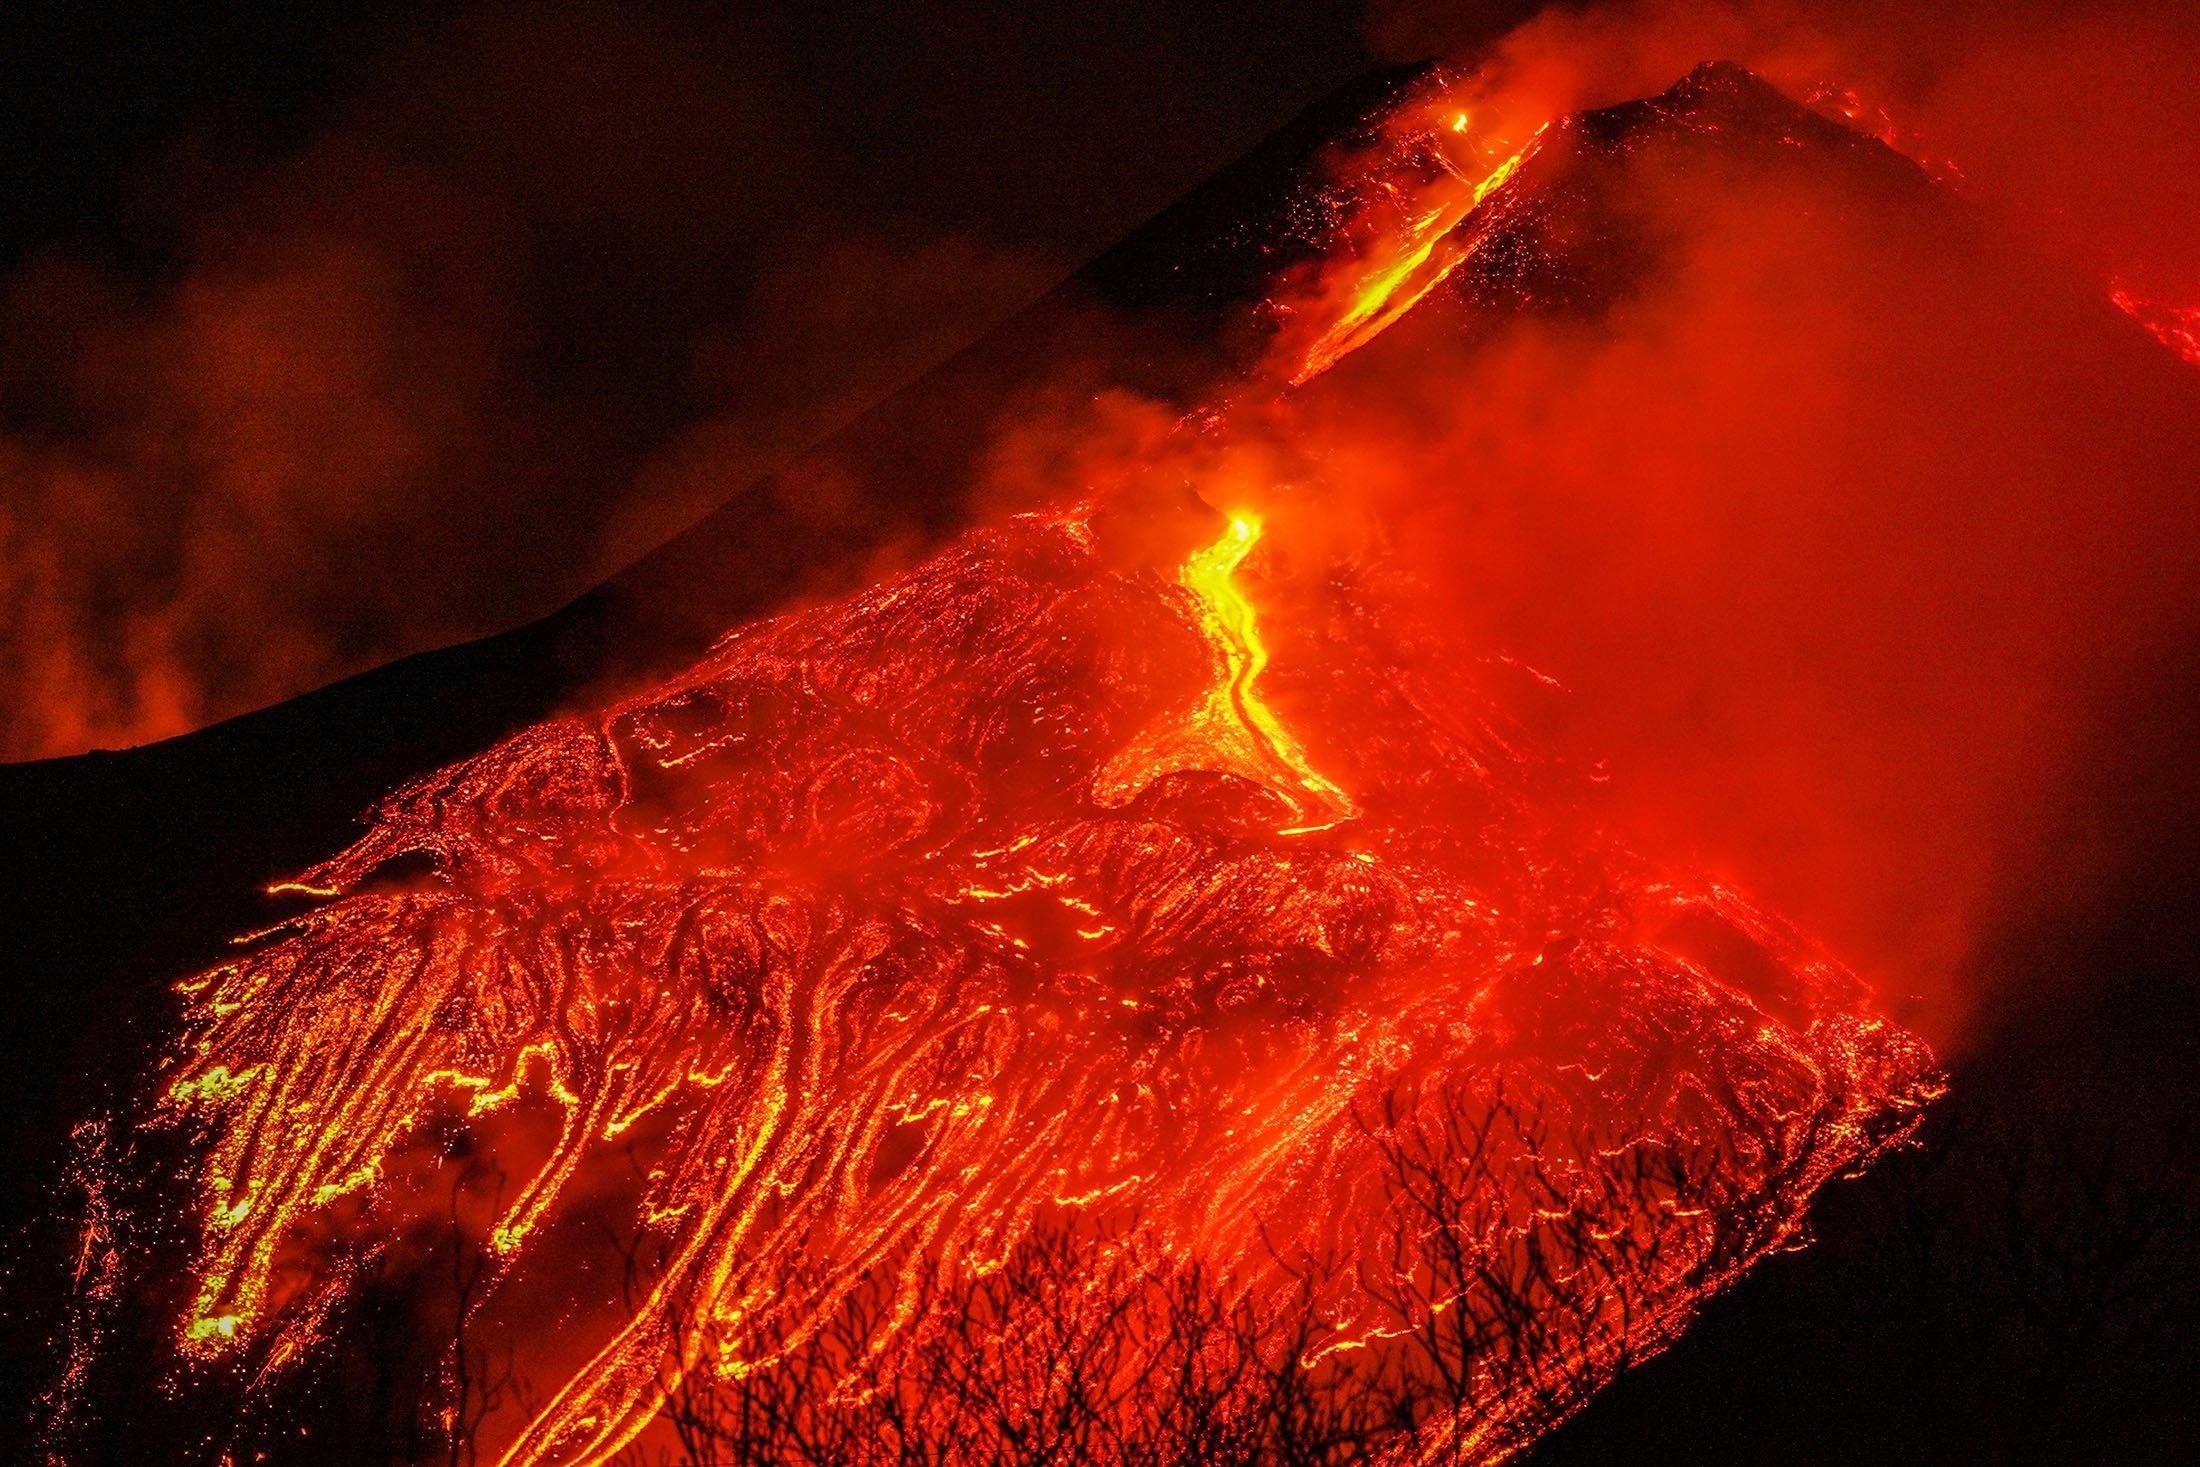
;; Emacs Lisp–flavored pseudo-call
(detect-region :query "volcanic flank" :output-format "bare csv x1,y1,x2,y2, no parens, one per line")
135,497,1937,1465
28,55,2199,1467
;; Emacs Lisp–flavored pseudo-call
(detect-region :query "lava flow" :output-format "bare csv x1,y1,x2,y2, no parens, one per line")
145,500,1935,1464
98,68,1944,1467
1093,514,1353,830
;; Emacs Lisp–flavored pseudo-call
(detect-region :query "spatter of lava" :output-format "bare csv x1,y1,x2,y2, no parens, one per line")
151,493,1936,1464
2112,286,2200,369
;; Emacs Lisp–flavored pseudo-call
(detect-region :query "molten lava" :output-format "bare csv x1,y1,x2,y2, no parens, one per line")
148,498,1934,1464
1290,146,1531,386
1271,83,1542,388
91,64,1950,1467
1095,514,1353,829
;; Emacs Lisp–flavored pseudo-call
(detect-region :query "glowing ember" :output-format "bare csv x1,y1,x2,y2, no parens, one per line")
2112,286,2200,368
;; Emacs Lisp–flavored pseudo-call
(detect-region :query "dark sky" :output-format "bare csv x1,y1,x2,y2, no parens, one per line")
0,0,1399,269
0,0,1436,760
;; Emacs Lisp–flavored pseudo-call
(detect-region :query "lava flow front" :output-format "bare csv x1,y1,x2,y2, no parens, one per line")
95,68,1941,1467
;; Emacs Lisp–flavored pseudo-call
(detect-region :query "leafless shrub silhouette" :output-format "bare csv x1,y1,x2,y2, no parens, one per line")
600,1081,1781,1467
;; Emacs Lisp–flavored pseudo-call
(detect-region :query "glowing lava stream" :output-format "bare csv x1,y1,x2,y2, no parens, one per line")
2112,286,2200,368
1094,513,1354,830
131,496,1937,1467
1291,142,1532,386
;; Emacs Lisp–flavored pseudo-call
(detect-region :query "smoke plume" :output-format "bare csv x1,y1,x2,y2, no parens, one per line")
1288,0,2200,1046
0,3,1057,762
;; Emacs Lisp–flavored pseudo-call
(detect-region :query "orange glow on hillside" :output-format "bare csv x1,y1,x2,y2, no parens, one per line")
139,495,1935,1465
2112,286,2200,367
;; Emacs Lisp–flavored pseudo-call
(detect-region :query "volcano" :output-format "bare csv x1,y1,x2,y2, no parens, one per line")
6,58,2196,1467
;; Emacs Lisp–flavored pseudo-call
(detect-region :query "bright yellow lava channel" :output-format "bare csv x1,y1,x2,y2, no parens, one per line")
1097,514,1354,828
1291,148,1527,386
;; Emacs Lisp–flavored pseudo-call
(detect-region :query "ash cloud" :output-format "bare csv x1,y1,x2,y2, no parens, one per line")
1274,0,2200,1046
